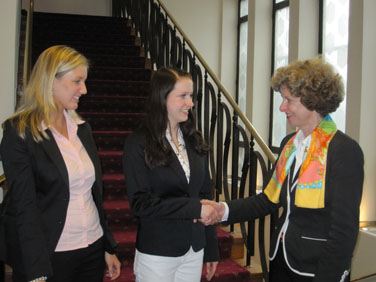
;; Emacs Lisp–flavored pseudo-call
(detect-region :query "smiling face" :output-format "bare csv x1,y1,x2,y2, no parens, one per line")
52,65,87,112
166,77,194,130
279,85,322,136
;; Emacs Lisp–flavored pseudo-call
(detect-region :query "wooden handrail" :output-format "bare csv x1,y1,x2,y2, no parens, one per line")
157,0,276,163
23,0,34,88
0,174,5,186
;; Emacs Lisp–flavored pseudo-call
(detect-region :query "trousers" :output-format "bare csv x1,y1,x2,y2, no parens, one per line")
134,246,204,282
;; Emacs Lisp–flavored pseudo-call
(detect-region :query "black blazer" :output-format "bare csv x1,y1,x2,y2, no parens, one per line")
226,131,364,282
122,128,219,262
0,120,117,280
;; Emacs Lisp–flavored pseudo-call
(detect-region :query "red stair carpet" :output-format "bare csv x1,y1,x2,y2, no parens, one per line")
32,11,251,282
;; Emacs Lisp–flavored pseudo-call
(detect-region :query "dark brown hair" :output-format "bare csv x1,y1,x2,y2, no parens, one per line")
144,67,208,168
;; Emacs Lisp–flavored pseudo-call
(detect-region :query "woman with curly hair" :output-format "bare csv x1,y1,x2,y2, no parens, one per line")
201,58,364,282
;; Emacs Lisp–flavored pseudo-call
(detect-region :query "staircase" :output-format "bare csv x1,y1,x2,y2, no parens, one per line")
31,11,252,282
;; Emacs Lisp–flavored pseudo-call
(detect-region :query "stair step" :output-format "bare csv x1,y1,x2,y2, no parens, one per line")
93,130,131,148
202,258,251,281
86,80,150,97
104,201,138,231
34,49,147,69
88,54,146,68
79,96,147,113
34,13,132,33
80,112,145,131
33,43,142,58
102,173,127,199
33,31,135,44
89,67,152,81
34,11,131,24
103,173,125,181
98,151,123,174
112,230,137,264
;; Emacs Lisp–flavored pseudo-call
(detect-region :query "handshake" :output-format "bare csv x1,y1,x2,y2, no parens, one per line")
198,200,226,226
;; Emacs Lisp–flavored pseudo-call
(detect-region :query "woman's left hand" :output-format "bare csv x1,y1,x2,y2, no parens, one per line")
205,261,218,281
105,252,121,280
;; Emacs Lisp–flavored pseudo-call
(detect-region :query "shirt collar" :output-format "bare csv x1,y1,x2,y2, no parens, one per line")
41,111,85,138
294,129,311,148
165,127,185,148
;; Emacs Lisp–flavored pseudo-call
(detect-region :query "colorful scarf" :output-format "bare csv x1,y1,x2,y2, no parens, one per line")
264,115,337,209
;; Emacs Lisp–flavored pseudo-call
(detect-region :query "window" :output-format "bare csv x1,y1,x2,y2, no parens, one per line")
236,0,248,117
320,0,349,132
269,0,289,152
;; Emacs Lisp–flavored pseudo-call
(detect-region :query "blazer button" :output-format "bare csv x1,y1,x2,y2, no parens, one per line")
58,221,63,225
183,193,189,197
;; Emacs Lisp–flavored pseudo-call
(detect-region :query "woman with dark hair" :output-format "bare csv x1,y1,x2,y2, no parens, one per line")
201,58,364,282
0,45,121,282
122,67,219,282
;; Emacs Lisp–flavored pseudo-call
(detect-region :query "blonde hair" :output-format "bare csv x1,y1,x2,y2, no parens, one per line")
3,45,89,141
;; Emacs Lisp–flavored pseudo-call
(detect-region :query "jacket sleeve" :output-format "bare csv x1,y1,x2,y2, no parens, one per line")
122,132,202,220
313,134,364,282
226,193,279,224
0,122,52,280
225,134,292,224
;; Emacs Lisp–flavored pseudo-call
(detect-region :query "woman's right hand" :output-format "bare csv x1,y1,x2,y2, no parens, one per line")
199,201,223,225
199,200,225,225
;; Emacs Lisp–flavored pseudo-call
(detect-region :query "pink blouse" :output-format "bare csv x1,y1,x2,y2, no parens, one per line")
44,111,103,251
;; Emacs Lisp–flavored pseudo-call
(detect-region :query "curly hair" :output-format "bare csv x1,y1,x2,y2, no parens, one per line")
271,58,344,117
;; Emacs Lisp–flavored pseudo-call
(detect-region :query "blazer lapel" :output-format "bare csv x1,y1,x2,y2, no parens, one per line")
169,152,189,186
164,135,190,187
185,139,200,188
40,130,69,187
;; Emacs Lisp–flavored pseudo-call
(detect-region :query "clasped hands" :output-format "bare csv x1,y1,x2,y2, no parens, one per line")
198,200,226,226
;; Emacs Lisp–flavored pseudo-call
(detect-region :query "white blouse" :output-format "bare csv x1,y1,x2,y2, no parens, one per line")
166,127,191,183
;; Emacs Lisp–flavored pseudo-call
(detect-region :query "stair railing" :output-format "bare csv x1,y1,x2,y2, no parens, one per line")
0,174,6,194
113,0,275,280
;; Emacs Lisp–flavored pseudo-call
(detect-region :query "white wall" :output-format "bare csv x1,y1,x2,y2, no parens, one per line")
347,0,376,222
359,0,376,223
289,0,319,61
0,0,19,202
246,0,273,147
22,0,111,16
0,0,20,170
161,0,223,89
219,0,237,97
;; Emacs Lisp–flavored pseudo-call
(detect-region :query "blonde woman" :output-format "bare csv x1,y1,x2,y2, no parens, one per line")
0,45,120,282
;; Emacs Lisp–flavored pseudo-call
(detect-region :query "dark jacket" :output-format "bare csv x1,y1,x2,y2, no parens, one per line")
122,128,219,262
0,120,117,280
226,130,364,282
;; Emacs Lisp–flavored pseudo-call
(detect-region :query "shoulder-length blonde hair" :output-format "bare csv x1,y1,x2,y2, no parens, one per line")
3,45,89,141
